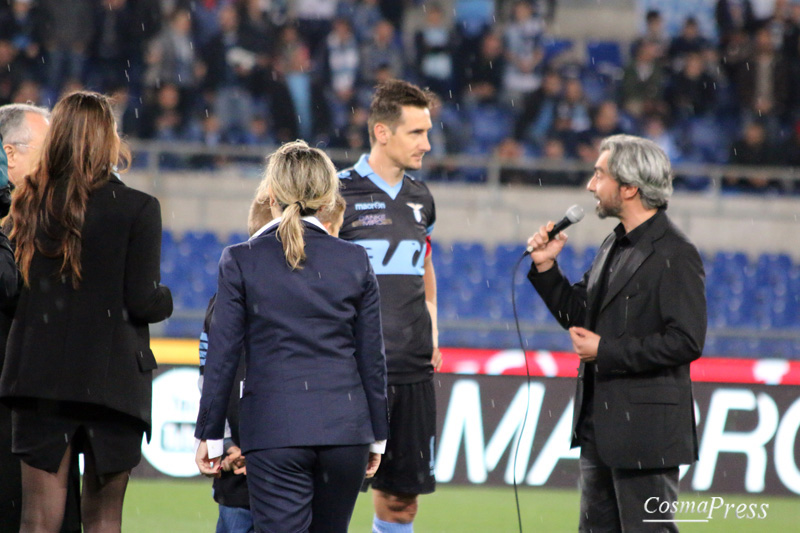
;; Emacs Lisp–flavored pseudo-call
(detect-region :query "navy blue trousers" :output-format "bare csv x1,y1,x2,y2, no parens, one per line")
246,444,369,533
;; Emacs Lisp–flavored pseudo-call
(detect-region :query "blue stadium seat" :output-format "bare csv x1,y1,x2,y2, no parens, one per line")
722,296,758,328
451,242,486,284
586,41,623,78
542,37,574,64
227,231,249,246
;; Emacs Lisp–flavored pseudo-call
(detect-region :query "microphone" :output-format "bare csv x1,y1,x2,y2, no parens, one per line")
526,204,585,254
547,204,585,240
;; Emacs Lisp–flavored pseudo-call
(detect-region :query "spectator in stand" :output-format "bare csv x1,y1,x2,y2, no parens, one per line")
281,46,331,144
423,94,463,181
344,0,383,44
666,51,718,119
188,0,225,49
784,2,800,114
109,84,141,138
187,113,228,170
631,9,669,59
0,40,24,107
779,120,800,177
716,0,757,48
360,20,404,85
643,114,683,162
0,0,43,79
38,0,94,100
553,77,591,138
726,120,782,191
668,17,711,65
734,26,790,126
514,68,563,147
237,0,277,60
720,27,753,84
275,25,309,74
496,137,531,185
462,32,506,105
620,40,666,119
140,83,190,141
293,0,339,57
248,57,301,144
201,5,259,140
321,18,361,104
11,79,41,106
537,136,583,186
241,115,276,146
414,3,456,98
576,100,624,160
503,1,545,98
144,8,199,92
88,0,151,93
782,1,800,59
330,104,369,149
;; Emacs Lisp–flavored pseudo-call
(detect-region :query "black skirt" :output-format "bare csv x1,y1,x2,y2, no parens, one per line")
11,399,144,476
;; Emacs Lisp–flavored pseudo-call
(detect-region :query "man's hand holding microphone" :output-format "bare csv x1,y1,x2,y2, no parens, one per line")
526,205,598,361
527,204,584,273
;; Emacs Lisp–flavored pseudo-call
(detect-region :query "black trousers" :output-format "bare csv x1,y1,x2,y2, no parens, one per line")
246,444,369,533
578,416,679,532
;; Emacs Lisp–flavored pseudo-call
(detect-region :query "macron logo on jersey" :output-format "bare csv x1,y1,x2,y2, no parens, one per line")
406,202,423,223
355,201,386,210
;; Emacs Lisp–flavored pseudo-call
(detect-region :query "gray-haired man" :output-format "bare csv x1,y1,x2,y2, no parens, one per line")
0,103,50,188
527,134,707,531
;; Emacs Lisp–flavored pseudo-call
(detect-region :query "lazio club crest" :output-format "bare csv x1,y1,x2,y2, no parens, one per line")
407,202,423,223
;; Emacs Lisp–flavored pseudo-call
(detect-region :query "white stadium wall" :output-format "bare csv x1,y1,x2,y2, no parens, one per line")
126,171,800,260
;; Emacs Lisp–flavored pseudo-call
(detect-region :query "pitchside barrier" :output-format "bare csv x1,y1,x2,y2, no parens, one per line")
133,340,800,497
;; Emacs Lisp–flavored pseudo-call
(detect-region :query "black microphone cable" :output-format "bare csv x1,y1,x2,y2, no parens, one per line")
510,248,535,533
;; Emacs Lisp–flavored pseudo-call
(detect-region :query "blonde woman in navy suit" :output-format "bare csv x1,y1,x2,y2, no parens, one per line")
195,140,389,533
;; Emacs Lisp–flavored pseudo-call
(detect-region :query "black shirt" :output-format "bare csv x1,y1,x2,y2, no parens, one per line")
579,210,663,443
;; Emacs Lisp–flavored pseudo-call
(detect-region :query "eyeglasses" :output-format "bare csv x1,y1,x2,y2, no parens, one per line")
9,142,34,150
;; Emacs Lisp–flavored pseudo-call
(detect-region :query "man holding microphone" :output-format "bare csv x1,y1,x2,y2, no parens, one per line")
526,134,706,531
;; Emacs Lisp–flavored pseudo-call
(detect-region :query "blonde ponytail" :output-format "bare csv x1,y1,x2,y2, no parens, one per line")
260,140,339,270
277,202,307,270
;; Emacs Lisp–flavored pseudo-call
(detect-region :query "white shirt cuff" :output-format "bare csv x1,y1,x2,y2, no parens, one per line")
199,438,383,455
195,438,225,459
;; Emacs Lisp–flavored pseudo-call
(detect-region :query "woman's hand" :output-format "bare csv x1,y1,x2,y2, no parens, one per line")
365,452,381,478
195,440,222,478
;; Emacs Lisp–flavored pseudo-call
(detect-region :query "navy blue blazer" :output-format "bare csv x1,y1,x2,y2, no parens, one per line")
195,220,389,453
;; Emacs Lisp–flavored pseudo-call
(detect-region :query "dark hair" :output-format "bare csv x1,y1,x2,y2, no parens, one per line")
368,79,434,144
11,91,130,287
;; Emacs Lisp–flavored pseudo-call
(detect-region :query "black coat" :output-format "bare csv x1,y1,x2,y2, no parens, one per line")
0,175,172,436
529,210,706,469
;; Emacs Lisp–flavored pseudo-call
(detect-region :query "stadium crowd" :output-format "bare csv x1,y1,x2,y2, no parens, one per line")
1,0,800,190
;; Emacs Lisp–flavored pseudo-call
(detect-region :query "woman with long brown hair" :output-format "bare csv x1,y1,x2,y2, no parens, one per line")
195,140,388,532
0,91,173,532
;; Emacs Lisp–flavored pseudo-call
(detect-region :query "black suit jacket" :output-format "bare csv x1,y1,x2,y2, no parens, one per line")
529,210,706,469
0,175,173,436
195,221,389,452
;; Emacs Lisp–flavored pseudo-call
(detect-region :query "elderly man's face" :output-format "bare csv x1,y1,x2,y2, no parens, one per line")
4,112,49,186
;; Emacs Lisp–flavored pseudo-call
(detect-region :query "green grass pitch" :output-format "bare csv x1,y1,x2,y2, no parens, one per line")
122,478,798,532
